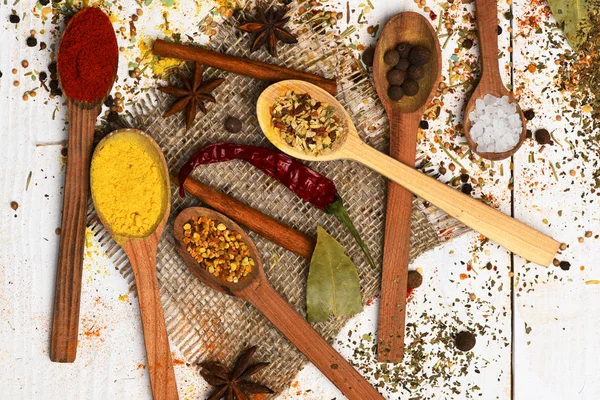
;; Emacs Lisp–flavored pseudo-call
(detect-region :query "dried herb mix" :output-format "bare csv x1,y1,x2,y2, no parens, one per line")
271,90,343,156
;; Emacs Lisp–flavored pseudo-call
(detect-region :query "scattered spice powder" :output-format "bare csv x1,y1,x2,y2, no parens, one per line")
271,91,343,156
183,216,254,283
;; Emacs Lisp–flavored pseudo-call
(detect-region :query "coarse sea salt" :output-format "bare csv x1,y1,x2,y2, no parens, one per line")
468,94,522,153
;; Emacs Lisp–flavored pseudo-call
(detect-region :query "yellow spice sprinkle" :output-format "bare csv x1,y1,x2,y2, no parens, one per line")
91,132,166,238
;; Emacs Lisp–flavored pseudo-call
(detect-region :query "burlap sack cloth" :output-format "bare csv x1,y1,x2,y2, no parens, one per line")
89,3,468,394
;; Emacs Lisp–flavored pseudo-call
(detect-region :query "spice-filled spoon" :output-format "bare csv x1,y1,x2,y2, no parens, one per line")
463,0,527,160
50,7,118,363
256,80,560,266
372,11,442,363
174,207,384,400
91,129,178,400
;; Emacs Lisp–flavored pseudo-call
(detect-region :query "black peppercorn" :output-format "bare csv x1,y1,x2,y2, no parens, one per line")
460,173,470,183
419,120,429,130
48,62,57,74
407,270,423,289
523,109,535,120
224,116,242,133
383,49,400,66
462,38,474,49
387,69,406,86
396,42,412,59
408,46,431,66
401,79,419,96
40,0,50,4
455,331,476,351
107,111,119,122
559,261,571,271
534,128,551,145
407,65,424,80
388,85,404,101
49,79,59,90
461,183,473,195
104,95,114,107
9,14,20,24
395,58,410,72
52,88,62,96
497,25,503,35
39,71,47,81
526,129,532,138
362,46,375,67
26,36,38,47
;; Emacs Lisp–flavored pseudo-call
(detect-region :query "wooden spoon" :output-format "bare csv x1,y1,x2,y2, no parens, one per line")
372,12,442,363
256,80,560,266
463,0,527,160
50,7,118,363
174,207,384,400
91,129,178,400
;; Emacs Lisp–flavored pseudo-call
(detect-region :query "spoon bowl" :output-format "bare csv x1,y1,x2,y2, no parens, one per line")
90,129,179,400
463,0,527,161
173,206,384,400
371,11,442,363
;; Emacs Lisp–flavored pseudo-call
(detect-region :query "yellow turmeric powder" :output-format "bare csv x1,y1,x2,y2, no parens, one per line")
90,130,167,238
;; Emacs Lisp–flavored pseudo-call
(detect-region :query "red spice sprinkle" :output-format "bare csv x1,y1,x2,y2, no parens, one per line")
58,8,118,102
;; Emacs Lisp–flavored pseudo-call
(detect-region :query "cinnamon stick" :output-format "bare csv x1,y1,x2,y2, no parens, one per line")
153,39,337,95
171,174,315,259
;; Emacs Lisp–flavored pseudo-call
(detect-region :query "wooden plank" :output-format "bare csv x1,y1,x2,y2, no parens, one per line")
512,2,600,399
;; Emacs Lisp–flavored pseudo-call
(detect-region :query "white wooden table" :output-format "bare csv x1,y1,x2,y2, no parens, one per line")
1,0,598,399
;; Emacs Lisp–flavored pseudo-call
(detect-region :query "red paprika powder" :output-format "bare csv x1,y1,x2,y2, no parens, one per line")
57,7,118,103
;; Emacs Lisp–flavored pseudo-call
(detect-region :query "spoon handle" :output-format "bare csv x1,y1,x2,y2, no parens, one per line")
345,141,560,266
242,282,383,400
50,104,98,363
474,0,502,79
125,239,179,400
378,112,421,363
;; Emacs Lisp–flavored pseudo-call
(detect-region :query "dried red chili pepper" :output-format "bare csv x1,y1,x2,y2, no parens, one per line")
179,142,376,269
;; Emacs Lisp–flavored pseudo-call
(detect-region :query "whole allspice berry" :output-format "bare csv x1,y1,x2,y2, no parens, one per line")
396,42,412,59
388,85,404,101
387,69,406,86
362,46,375,67
407,270,423,289
559,261,571,271
224,116,242,133
407,65,424,80
383,49,400,66
534,128,551,145
395,58,410,72
402,79,419,96
455,331,476,352
409,46,431,66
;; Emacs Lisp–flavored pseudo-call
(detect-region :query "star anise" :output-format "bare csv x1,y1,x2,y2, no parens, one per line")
238,6,297,57
159,62,224,130
199,346,273,400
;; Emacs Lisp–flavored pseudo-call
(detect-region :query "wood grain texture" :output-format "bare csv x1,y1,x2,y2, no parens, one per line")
241,282,384,400
343,139,560,266
122,237,179,400
92,130,178,400
172,174,315,259
152,39,337,95
372,12,442,362
256,80,560,266
50,103,99,363
462,0,527,160
173,207,382,399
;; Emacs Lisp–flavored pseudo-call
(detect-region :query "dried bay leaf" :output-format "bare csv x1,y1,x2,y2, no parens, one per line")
547,0,593,50
306,226,363,323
